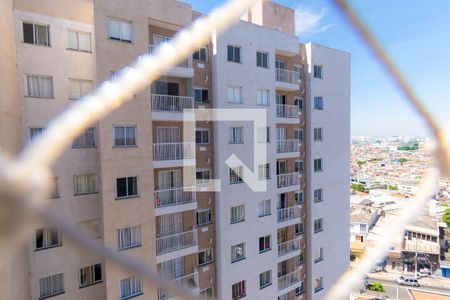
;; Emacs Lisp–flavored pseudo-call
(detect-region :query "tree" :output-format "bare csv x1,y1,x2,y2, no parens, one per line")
443,209,450,227
369,282,386,293
397,158,408,163
351,183,366,192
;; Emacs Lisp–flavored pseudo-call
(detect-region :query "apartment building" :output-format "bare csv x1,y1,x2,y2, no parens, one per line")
0,1,350,300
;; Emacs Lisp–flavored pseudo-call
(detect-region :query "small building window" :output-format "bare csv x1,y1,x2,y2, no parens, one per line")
227,45,242,63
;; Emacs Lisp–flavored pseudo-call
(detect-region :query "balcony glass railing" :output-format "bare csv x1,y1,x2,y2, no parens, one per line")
278,269,301,290
153,142,195,161
277,205,301,223
277,140,299,153
151,94,193,113
277,104,299,118
275,68,301,84
156,229,197,255
277,172,300,188
149,44,192,68
154,186,196,208
157,271,199,300
278,236,301,257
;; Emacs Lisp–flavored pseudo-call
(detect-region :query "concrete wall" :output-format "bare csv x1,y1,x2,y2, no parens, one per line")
305,43,351,300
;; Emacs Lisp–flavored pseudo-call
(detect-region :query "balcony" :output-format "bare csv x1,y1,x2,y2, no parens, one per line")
277,140,299,154
277,205,301,223
151,94,194,120
277,172,300,189
154,186,197,216
277,104,300,119
403,239,440,254
157,272,199,300
278,236,301,257
156,229,198,256
149,44,193,77
278,269,301,291
275,68,300,91
153,143,195,168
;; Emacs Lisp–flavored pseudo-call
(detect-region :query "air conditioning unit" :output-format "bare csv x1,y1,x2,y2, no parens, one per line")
209,238,213,244
300,88,305,94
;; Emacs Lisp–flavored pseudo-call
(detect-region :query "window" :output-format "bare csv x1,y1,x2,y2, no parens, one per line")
199,287,213,300
314,65,323,79
315,247,324,263
257,127,270,143
114,126,137,147
296,281,305,295
314,128,323,141
230,205,245,223
295,97,303,110
197,209,212,226
314,97,324,110
231,243,245,262
295,222,304,235
79,263,102,287
295,191,304,204
39,273,64,299
295,254,304,266
73,127,96,148
116,176,138,199
198,248,213,266
278,294,288,300
120,276,142,299
259,235,271,253
256,51,268,68
294,64,304,79
314,218,323,233
195,128,210,144
232,280,246,299
118,225,141,250
48,177,59,198
228,86,243,104
108,17,132,43
314,188,323,203
295,129,303,141
196,169,211,185
74,174,98,195
256,89,269,106
35,227,61,250
229,166,243,184
68,30,91,52
26,75,53,98
69,79,93,100
23,22,49,46
258,199,271,217
229,127,243,144
29,127,45,141
193,46,208,61
78,219,101,239
314,159,323,172
259,270,272,289
194,87,209,103
258,163,271,180
295,160,304,173
227,45,241,63
315,277,323,292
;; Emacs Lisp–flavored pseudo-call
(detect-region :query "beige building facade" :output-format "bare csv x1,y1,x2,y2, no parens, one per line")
0,1,350,300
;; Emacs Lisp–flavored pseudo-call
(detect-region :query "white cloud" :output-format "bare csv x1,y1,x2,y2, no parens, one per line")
295,6,332,37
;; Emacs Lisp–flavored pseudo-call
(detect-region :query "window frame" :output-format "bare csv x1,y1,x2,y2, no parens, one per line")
227,44,242,63
314,158,323,172
295,191,304,205
259,270,272,289
258,199,271,217
73,174,98,195
314,218,323,233
229,166,244,184
256,51,269,69
72,127,96,148
107,17,133,43
259,235,271,253
229,126,244,144
194,86,209,103
231,280,246,299
256,89,270,106
258,163,271,180
295,160,304,173
193,46,208,62
67,30,92,52
198,248,213,266
68,78,94,100
196,168,211,185
195,128,210,144
314,97,324,110
196,209,212,226
314,128,323,141
35,227,62,251
38,273,64,299
115,176,139,199
119,276,142,299
227,85,243,104
314,65,323,79
113,125,137,147
25,74,54,99
118,225,141,250
314,188,323,203
79,263,102,288
230,204,245,224
22,21,50,46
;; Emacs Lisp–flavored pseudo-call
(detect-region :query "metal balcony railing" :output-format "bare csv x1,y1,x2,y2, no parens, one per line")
277,172,300,188
275,68,300,84
277,139,299,153
153,142,195,161
149,44,192,68
277,104,299,118
151,94,194,113
278,236,301,257
278,269,301,291
157,271,199,300
277,205,301,223
154,186,196,208
156,229,197,255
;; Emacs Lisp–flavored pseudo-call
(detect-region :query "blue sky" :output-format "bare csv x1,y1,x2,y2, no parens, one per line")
180,0,450,136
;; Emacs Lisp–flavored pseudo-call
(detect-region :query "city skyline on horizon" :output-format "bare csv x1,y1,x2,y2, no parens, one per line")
182,0,450,137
